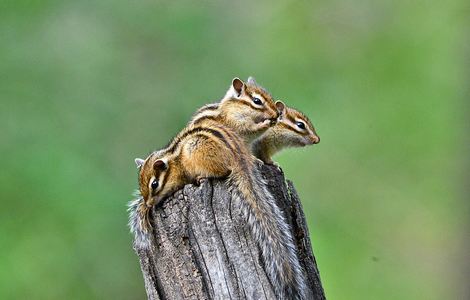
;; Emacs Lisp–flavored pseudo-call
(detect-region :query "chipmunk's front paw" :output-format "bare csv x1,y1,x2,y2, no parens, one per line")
255,119,272,131
195,177,208,186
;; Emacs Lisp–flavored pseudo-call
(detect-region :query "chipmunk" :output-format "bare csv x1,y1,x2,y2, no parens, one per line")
252,103,320,164
129,77,308,299
190,77,281,143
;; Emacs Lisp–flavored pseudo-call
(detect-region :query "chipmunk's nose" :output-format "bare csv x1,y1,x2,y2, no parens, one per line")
270,118,277,126
312,135,320,144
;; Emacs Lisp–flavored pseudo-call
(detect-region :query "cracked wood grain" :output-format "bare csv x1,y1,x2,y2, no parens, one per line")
133,164,326,300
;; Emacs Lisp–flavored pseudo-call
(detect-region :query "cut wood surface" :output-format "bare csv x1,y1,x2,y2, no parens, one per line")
134,164,326,300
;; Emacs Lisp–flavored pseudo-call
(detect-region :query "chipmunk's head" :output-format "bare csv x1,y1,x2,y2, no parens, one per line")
276,102,320,146
221,77,281,139
135,153,174,208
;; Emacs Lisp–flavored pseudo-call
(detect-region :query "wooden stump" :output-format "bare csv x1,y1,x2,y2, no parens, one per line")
133,164,326,300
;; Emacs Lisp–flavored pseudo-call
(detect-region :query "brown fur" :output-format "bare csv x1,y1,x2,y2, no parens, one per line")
138,121,246,209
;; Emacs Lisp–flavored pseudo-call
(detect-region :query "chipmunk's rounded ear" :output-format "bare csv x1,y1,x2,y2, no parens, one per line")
275,100,286,115
153,159,167,171
247,76,257,85
135,158,145,168
223,77,246,100
232,77,245,96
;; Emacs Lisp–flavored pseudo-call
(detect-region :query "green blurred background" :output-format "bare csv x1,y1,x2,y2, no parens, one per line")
1,0,468,299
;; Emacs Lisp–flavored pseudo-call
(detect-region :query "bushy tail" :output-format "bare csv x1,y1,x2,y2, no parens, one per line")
128,193,153,249
228,166,308,299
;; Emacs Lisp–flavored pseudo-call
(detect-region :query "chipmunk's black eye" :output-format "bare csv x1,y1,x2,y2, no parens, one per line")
151,179,159,190
296,121,306,129
252,97,262,105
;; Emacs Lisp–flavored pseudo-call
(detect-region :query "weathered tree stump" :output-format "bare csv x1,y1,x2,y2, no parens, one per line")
133,164,326,300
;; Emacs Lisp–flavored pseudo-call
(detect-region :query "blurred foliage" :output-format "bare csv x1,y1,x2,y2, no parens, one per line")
0,0,468,299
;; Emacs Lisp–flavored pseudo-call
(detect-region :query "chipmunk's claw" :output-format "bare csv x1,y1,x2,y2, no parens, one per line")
255,158,265,167
195,177,208,186
273,162,282,172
